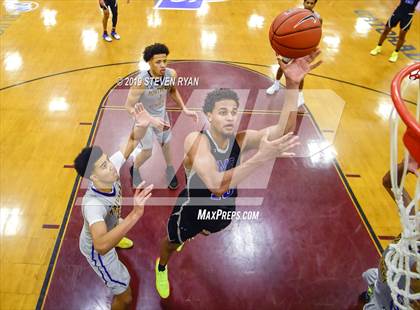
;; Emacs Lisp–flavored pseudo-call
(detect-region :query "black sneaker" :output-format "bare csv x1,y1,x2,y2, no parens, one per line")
166,166,179,190
129,165,143,188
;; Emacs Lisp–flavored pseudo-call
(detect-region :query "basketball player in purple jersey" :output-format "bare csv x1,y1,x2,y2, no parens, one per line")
154,49,322,299
370,0,419,62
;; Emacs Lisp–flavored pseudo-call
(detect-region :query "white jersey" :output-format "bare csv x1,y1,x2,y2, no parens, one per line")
79,151,125,256
137,68,175,117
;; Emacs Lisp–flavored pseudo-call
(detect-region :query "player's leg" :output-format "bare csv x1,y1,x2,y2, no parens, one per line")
371,10,398,56
130,148,152,186
129,126,153,186
389,11,413,63
161,142,179,189
100,1,112,42
109,0,120,40
395,29,408,52
382,162,412,206
122,123,149,160
159,238,181,269
155,207,183,299
389,29,407,62
111,286,132,310
84,248,131,308
156,127,178,189
266,65,284,95
155,199,201,298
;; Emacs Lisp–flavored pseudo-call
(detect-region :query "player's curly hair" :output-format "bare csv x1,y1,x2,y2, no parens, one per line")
74,146,103,178
203,88,239,114
143,43,170,62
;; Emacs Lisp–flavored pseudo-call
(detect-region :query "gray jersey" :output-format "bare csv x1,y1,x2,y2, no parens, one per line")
363,236,416,310
79,151,125,256
138,68,175,117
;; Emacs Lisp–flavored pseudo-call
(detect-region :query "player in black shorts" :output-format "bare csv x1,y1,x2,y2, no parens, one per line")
154,50,322,299
99,0,129,42
370,0,419,62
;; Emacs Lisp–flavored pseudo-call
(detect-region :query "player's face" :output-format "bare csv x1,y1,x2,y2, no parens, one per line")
208,100,239,137
303,0,316,10
91,154,119,184
149,54,168,76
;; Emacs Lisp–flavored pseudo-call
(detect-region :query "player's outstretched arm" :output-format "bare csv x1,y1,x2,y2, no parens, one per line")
124,82,145,116
89,183,153,255
239,49,322,151
185,131,299,196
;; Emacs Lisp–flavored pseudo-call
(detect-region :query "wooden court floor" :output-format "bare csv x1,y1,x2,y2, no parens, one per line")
1,0,419,308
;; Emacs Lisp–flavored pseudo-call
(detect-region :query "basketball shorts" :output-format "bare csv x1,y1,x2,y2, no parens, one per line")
83,246,130,295
387,7,415,31
100,0,117,10
167,189,234,244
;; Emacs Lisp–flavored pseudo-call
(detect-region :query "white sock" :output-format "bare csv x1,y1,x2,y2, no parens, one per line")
298,91,304,107
274,80,280,87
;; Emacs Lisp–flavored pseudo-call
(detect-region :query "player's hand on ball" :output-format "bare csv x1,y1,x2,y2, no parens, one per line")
280,49,322,86
257,132,300,161
132,181,153,219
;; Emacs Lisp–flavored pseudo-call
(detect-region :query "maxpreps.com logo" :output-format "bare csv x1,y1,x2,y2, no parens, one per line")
294,14,318,29
197,209,260,221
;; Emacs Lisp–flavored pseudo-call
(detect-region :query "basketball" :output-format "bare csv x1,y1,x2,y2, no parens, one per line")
269,8,322,58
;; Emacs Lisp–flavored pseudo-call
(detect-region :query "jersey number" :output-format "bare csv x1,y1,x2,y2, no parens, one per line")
210,189,234,200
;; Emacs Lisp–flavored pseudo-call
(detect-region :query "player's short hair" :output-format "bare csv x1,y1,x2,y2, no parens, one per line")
74,146,103,178
304,0,318,3
143,43,170,62
202,88,239,114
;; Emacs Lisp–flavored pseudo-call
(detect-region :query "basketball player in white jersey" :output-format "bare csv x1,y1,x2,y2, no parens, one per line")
266,0,322,110
74,105,163,309
154,49,322,299
124,43,198,189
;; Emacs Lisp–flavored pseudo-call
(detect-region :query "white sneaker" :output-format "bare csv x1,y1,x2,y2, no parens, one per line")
111,31,120,40
102,33,112,42
266,82,280,95
298,92,305,107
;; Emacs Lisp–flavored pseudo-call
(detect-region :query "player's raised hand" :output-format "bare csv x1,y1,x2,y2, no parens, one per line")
132,181,153,219
280,49,322,86
133,103,149,126
257,132,300,161
133,103,170,130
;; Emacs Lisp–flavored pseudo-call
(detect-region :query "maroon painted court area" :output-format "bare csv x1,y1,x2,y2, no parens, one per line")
41,61,379,310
